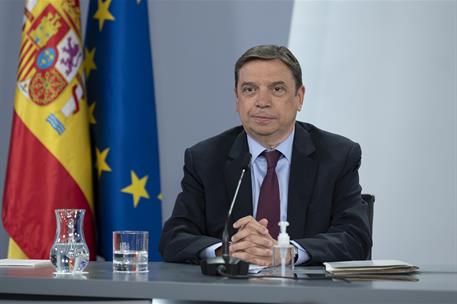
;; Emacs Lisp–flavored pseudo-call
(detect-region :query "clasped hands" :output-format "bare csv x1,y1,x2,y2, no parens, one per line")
228,216,293,267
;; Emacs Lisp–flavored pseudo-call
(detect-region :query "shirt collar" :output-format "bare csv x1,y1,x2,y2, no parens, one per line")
246,128,295,162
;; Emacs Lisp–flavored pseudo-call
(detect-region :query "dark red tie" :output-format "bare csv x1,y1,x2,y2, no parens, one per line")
256,150,282,239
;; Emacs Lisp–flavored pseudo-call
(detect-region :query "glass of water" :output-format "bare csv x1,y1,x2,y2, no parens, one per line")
113,231,148,273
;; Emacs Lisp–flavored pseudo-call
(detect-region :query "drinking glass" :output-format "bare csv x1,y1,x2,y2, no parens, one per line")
113,231,148,272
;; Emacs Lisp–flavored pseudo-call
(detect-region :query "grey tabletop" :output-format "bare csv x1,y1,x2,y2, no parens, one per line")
0,262,456,303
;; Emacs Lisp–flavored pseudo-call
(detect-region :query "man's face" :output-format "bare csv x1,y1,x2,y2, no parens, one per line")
235,59,304,147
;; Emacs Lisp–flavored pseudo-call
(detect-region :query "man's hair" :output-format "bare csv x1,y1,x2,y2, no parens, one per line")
234,45,303,91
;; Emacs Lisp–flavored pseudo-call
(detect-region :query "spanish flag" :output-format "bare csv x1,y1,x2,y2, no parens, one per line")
2,0,95,260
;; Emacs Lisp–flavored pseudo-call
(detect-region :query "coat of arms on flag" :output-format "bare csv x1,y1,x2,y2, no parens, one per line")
18,1,85,135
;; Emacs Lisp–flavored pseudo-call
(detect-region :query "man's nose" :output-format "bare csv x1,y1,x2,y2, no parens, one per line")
255,88,271,107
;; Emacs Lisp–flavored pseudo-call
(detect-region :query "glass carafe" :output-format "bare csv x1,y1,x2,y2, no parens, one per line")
50,209,89,273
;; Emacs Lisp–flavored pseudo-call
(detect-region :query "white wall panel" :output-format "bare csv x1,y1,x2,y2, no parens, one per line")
290,0,457,266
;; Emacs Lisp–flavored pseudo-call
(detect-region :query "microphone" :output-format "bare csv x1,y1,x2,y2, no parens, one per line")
200,153,251,276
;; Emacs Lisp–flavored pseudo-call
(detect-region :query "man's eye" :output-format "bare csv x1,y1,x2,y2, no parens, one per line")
272,86,286,96
242,87,256,94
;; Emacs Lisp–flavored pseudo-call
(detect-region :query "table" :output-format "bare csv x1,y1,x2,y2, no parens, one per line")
0,262,456,303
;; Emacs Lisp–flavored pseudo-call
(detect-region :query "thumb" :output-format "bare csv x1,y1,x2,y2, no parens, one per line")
259,218,268,227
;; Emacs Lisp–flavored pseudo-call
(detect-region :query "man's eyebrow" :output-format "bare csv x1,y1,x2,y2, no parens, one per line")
240,81,257,87
269,81,287,87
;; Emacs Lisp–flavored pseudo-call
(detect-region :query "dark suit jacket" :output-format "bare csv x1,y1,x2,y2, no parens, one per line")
159,121,372,265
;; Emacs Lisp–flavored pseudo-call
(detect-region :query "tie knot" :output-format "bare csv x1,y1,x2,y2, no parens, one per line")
263,150,282,169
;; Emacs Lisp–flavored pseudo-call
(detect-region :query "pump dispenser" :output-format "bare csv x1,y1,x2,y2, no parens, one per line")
272,221,296,277
277,221,290,247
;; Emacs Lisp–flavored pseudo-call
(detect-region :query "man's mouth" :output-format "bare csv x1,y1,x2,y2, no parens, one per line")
251,114,276,124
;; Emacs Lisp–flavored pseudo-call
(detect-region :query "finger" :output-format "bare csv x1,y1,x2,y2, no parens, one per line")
230,229,250,243
231,226,263,243
231,252,272,267
230,240,272,256
233,216,269,233
257,219,279,242
232,216,256,229
258,218,268,227
232,233,274,248
230,241,273,256
232,222,268,242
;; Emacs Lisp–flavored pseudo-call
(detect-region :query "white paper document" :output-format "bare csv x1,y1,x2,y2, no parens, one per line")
324,259,419,275
0,259,51,267
248,264,267,274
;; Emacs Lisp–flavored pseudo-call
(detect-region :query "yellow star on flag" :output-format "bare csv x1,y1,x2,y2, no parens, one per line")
95,147,112,178
121,171,150,207
157,193,164,201
94,0,115,32
88,102,96,124
83,48,96,79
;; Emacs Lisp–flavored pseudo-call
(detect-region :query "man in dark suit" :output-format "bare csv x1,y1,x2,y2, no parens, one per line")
159,45,371,266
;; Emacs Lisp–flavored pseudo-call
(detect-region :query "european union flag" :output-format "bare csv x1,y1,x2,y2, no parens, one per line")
84,0,162,261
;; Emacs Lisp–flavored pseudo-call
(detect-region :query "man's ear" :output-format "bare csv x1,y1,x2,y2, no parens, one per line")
296,85,305,111
235,88,240,113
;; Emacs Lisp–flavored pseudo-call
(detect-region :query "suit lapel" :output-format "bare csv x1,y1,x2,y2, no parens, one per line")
287,123,317,239
224,130,253,223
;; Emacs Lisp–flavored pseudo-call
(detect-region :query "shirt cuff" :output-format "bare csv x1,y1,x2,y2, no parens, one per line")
290,240,310,265
198,242,222,259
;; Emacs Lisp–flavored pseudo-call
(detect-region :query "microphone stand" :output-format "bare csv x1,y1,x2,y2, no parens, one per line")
200,154,251,276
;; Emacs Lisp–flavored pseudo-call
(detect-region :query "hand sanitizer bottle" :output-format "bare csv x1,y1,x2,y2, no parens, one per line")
272,221,296,277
